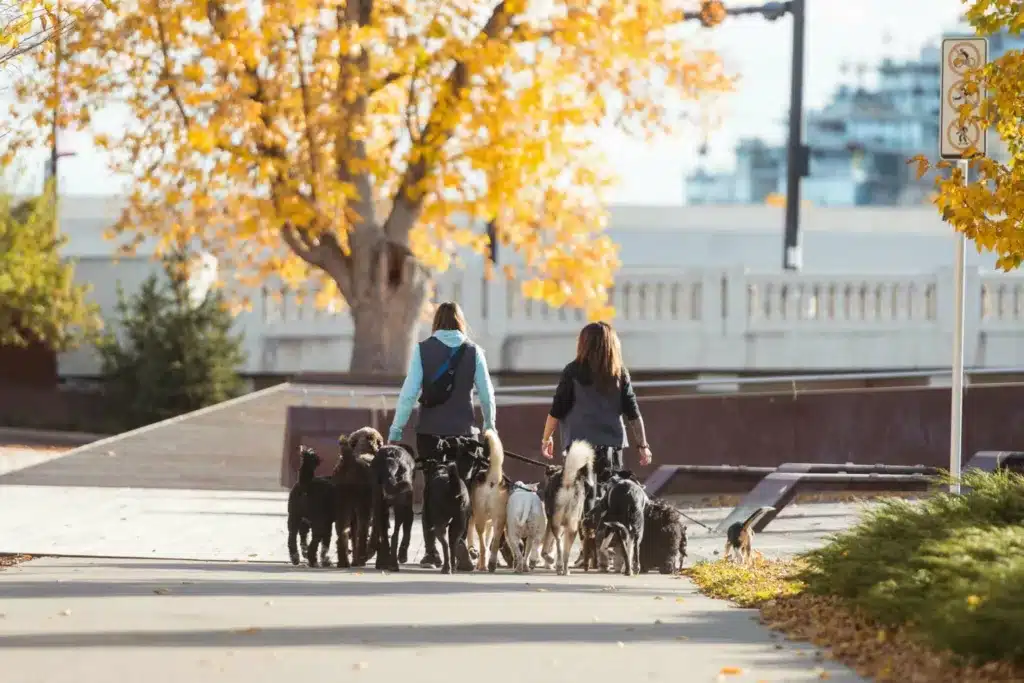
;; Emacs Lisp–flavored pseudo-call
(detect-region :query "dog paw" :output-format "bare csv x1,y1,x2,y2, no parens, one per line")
289,554,300,566
487,560,497,574
441,565,453,575
398,549,409,564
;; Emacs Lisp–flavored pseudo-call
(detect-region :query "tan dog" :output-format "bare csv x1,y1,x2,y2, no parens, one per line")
468,429,509,573
724,507,773,565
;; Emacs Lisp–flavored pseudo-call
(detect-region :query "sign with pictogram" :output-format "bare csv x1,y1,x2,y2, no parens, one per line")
940,37,988,159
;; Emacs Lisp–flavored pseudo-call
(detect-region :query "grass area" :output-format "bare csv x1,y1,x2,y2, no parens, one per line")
685,470,1024,682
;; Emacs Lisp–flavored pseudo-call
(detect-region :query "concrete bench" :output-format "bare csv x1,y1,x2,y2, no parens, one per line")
713,471,936,534
643,464,776,498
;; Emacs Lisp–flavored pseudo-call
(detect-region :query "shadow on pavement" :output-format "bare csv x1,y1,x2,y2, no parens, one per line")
0,616,769,649
0,573,694,600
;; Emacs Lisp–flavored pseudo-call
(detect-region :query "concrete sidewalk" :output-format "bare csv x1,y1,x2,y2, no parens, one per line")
0,557,866,683
0,484,864,563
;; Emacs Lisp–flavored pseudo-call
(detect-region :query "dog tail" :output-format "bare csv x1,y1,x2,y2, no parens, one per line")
298,446,319,485
445,461,463,494
726,509,760,549
483,429,504,484
563,440,594,489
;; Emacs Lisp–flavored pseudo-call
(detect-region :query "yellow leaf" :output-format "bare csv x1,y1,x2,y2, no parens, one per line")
187,126,215,154
718,666,743,675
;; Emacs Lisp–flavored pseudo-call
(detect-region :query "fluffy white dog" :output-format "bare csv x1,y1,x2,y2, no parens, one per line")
505,482,546,573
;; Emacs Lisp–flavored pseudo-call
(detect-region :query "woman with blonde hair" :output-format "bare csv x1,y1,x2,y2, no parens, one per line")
389,300,496,569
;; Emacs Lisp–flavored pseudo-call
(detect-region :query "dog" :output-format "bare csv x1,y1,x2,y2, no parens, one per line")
505,481,546,573
332,427,382,568
422,459,478,574
598,475,647,576
542,440,594,576
287,446,336,567
638,497,688,574
725,508,769,566
435,434,514,571
466,430,509,573
370,443,416,571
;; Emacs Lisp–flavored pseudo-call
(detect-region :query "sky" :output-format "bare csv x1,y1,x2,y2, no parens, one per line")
16,0,970,206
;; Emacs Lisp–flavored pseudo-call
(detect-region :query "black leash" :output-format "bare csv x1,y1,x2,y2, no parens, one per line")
502,449,552,469
676,510,714,532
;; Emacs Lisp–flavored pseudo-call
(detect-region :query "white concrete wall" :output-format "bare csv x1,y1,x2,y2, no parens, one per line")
54,197,1023,376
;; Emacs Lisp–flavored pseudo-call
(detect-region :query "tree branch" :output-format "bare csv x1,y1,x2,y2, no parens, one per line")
382,1,513,244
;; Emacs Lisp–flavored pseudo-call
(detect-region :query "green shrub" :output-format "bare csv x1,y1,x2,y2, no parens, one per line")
798,470,1024,664
98,252,246,430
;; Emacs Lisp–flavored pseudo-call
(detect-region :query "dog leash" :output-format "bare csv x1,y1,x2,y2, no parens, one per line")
502,449,552,469
675,509,714,532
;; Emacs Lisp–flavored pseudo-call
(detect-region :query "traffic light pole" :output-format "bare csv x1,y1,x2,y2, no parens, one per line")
782,0,806,271
685,1,807,271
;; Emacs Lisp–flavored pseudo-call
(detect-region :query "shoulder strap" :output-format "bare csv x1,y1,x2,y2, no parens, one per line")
429,343,468,383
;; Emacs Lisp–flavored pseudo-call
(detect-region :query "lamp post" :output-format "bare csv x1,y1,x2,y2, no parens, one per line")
684,0,809,271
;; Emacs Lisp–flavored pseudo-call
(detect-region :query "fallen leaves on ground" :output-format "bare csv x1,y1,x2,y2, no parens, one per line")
683,558,805,607
0,554,33,570
761,593,1024,683
685,557,1024,683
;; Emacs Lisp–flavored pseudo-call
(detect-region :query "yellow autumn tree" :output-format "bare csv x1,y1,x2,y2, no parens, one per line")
4,0,730,373
919,2,1024,271
0,0,74,70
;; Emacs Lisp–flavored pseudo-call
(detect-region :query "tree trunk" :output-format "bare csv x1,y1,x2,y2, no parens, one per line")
343,243,431,376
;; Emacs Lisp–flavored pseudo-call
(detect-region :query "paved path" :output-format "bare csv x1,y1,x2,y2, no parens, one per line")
0,484,864,563
0,557,865,683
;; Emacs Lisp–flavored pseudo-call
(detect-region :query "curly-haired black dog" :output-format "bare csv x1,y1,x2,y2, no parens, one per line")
638,497,688,574
332,427,382,568
287,446,336,567
598,475,647,576
422,459,479,574
370,443,416,571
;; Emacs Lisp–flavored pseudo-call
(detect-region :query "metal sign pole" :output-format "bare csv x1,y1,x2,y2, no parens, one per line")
939,36,987,494
949,159,969,495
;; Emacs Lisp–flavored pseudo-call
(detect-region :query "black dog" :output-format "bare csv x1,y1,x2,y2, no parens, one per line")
332,428,381,568
434,435,516,570
422,459,477,574
370,444,416,571
599,476,647,576
287,446,336,567
639,497,688,574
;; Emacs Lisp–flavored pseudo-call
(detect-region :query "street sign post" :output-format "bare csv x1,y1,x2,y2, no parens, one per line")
939,36,987,494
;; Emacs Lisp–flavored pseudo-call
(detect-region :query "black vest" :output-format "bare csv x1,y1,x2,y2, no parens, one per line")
416,337,478,436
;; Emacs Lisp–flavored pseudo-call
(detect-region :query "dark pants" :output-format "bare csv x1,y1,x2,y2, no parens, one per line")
416,433,449,559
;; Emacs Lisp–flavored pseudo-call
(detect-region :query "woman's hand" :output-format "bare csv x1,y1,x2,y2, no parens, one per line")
541,436,554,459
638,445,653,467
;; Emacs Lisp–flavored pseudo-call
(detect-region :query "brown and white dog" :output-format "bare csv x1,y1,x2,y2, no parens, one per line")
468,429,508,573
724,507,772,565
542,440,595,576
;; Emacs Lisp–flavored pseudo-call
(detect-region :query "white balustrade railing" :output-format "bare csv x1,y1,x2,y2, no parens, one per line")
252,264,1024,336
61,261,1021,375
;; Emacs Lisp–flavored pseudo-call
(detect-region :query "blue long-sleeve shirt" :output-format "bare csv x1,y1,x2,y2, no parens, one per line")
388,329,496,442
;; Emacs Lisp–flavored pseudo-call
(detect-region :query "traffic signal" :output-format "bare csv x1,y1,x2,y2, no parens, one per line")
698,0,727,28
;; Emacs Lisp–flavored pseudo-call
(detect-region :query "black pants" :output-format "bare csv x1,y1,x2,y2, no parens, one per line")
416,433,449,558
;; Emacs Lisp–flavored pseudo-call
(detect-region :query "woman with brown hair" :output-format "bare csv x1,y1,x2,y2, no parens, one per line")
388,300,496,569
540,321,651,569
541,321,652,475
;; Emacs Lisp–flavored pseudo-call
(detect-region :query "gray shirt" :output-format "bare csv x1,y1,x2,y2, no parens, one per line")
549,361,641,449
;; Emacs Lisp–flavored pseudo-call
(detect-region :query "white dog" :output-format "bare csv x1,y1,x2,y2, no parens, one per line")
505,482,546,573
